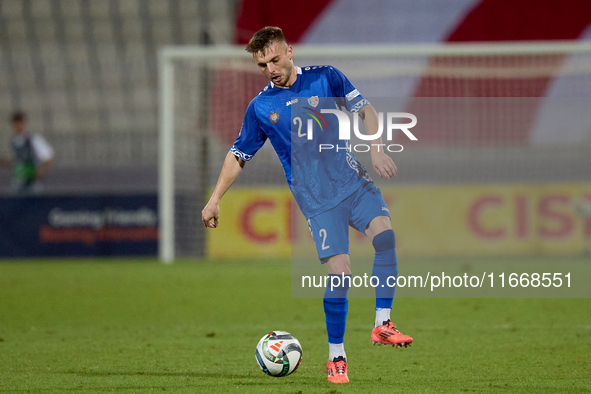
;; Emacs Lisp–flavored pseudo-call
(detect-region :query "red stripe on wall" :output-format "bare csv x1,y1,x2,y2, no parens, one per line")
235,0,334,44
447,0,591,42
411,0,591,145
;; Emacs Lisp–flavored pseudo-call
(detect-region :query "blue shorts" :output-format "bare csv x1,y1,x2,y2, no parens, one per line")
307,182,390,261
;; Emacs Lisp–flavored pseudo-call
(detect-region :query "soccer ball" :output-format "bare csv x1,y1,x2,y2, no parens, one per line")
255,331,302,377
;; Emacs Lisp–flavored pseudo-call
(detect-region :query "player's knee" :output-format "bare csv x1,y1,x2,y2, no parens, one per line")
372,229,395,253
325,254,351,276
372,229,397,272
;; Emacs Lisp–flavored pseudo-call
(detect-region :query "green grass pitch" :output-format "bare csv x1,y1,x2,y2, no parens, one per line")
0,258,589,393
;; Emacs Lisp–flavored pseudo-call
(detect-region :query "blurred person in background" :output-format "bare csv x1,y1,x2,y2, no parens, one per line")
0,111,54,194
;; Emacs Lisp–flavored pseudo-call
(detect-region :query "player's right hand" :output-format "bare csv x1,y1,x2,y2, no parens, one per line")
201,203,220,228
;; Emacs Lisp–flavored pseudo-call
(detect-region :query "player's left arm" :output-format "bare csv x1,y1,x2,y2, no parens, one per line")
358,104,397,179
326,66,397,179
31,135,55,181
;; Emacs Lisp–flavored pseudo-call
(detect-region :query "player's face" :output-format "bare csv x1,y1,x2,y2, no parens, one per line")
12,120,25,134
253,42,296,88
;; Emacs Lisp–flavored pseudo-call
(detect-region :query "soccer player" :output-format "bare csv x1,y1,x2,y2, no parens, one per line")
0,111,54,194
201,26,413,384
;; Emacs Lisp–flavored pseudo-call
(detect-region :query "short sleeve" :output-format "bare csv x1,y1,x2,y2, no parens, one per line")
326,66,369,114
230,99,267,161
31,135,54,162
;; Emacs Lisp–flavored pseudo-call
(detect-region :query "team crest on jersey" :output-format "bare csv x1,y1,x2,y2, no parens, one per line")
307,96,319,107
270,111,279,123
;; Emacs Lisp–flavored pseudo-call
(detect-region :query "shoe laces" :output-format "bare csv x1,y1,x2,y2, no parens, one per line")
385,320,401,333
332,356,347,375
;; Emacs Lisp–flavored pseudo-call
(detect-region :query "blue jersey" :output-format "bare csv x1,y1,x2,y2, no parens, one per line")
231,66,372,218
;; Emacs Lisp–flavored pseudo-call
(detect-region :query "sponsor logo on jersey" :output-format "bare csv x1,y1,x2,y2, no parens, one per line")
270,111,279,123
307,96,319,107
286,98,298,106
346,89,360,101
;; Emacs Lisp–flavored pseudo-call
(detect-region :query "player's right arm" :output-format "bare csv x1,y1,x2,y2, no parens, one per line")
202,152,246,228
201,98,267,228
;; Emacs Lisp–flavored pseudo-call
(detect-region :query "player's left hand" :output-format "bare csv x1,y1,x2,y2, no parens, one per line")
371,151,397,179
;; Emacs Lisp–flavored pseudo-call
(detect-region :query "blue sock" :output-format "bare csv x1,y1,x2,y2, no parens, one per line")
371,230,398,310
323,274,350,344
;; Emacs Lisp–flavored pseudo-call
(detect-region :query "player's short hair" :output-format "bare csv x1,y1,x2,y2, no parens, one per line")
11,110,26,123
245,26,287,55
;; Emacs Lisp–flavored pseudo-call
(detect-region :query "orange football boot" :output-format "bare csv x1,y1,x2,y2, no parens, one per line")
371,320,413,347
325,356,349,383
